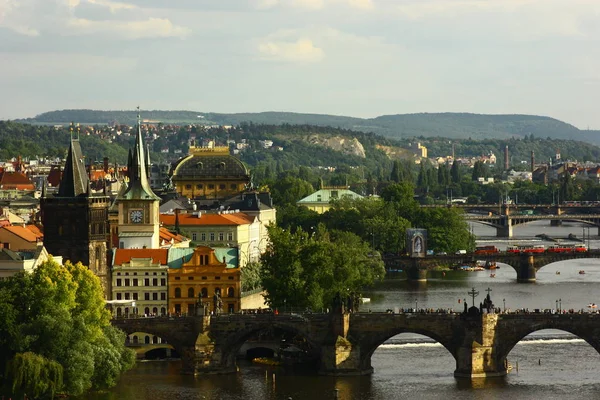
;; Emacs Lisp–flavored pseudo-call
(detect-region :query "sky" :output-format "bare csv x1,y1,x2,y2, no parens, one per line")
0,0,599,128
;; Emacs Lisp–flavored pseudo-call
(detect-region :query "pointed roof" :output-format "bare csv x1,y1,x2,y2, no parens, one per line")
120,109,160,201
58,125,89,197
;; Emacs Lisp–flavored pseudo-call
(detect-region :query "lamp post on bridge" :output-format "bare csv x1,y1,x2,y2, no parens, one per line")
559,298,562,313
415,298,418,312
503,298,506,312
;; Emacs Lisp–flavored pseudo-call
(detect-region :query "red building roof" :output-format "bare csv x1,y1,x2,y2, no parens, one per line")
160,212,254,227
113,248,168,265
0,171,35,190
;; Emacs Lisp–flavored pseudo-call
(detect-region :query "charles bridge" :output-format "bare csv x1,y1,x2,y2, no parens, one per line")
112,310,600,379
384,251,600,282
423,203,600,237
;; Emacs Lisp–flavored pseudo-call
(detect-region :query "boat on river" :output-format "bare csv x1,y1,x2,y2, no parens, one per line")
579,270,586,275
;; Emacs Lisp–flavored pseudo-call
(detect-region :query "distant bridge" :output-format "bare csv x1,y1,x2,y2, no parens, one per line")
112,311,600,379
384,251,600,282
421,203,600,237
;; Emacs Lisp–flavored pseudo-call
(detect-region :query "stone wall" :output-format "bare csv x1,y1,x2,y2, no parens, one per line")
240,290,268,309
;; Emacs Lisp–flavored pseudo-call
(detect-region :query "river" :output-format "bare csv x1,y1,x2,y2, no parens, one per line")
83,220,600,400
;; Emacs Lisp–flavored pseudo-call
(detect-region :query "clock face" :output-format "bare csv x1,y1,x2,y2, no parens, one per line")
130,210,143,223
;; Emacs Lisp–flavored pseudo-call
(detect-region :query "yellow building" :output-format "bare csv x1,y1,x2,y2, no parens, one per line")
170,146,250,200
167,246,241,315
296,186,364,214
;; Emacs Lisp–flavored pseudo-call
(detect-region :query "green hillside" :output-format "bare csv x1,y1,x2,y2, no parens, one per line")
17,110,597,145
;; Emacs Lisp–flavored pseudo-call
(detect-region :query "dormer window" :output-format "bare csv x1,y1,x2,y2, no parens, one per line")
219,162,226,169
196,162,203,169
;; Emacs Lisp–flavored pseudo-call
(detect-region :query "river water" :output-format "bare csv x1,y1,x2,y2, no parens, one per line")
84,221,600,400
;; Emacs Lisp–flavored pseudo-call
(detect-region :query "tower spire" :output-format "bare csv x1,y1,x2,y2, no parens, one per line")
58,123,89,197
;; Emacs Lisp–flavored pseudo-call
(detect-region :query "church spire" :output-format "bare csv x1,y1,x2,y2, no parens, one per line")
120,107,160,200
58,122,89,197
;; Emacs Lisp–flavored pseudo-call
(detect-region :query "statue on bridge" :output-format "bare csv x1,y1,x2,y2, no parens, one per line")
196,293,208,316
213,292,223,316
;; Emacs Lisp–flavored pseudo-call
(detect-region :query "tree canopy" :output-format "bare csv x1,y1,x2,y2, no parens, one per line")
0,259,135,398
260,225,385,311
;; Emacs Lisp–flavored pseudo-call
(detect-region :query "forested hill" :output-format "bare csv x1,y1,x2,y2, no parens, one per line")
17,110,599,145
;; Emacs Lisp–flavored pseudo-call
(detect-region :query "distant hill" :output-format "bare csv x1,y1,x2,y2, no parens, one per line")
16,109,599,145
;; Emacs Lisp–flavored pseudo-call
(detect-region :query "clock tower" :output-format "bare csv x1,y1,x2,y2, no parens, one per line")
116,110,161,249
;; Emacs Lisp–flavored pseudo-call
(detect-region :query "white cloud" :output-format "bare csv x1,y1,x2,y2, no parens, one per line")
253,0,373,10
87,0,137,13
258,38,324,62
68,17,191,39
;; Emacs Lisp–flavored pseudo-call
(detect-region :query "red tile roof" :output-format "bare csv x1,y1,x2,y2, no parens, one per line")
26,224,44,239
160,212,254,227
113,248,169,266
159,227,188,244
2,225,39,242
0,171,35,190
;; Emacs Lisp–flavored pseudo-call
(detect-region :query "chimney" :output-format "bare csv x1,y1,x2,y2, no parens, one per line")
504,145,509,170
531,151,535,173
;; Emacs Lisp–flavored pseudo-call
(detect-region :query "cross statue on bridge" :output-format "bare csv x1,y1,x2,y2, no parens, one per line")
468,287,479,308
485,287,492,296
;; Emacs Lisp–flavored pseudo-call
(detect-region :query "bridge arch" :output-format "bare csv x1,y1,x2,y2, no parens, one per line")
212,320,321,371
496,318,600,367
355,324,458,373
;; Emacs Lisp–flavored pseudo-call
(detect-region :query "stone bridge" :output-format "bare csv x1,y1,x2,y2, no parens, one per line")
385,251,600,282
422,203,600,237
112,311,600,379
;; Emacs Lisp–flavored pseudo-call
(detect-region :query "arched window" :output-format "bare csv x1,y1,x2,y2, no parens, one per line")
175,288,181,298
153,336,159,344
214,288,221,296
145,336,150,344
124,307,129,316
133,336,139,344
160,307,166,316
116,308,122,317
201,288,208,298
144,307,150,316
188,288,195,298
152,307,158,315
228,287,235,297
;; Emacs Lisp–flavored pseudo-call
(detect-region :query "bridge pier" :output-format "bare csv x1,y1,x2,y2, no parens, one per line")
454,314,507,379
516,256,536,283
320,313,372,375
550,220,562,227
405,267,428,282
496,218,513,238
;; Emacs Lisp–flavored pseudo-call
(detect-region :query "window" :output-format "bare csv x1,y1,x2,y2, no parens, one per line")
201,288,208,298
161,278,166,286
230,184,237,190
228,287,235,297
196,184,203,189
125,279,130,287
152,293,158,301
175,277,180,280
144,278,150,286
210,233,215,241
161,293,166,301
219,233,224,241
227,232,233,241
228,276,234,280
188,276,194,280
152,278,158,286
144,293,150,301
215,276,221,280
185,184,192,189
125,293,130,300
133,293,138,300
219,184,225,190
145,307,150,315
201,276,207,280
133,279,138,287
175,304,181,314
208,184,215,189
116,279,122,287
116,293,122,300
192,233,197,241
188,288,195,298
201,233,206,241
175,288,181,298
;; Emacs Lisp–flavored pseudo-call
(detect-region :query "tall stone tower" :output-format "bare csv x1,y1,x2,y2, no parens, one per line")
115,109,161,249
41,125,111,298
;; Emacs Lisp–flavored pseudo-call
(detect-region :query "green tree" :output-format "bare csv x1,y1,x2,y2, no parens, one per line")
0,259,135,398
451,160,461,183
260,225,384,311
270,176,314,207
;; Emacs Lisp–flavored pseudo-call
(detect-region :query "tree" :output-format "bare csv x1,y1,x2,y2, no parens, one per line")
270,176,314,207
0,259,135,398
260,225,384,311
451,160,461,183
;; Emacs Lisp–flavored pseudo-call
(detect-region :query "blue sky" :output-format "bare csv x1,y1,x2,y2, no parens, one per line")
1,0,599,128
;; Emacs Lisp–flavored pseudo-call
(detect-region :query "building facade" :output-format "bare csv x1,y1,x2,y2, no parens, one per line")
167,246,241,315
170,146,250,200
40,131,111,298
111,249,169,317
